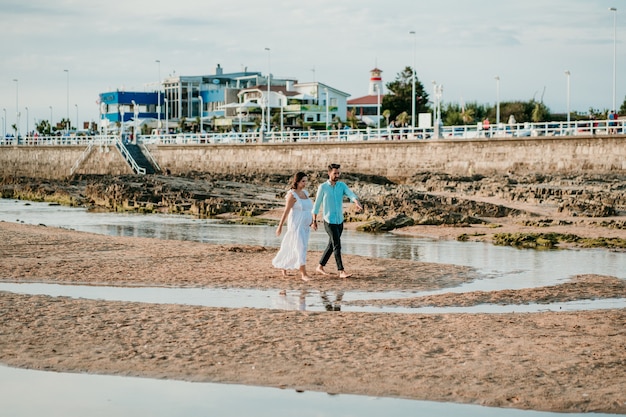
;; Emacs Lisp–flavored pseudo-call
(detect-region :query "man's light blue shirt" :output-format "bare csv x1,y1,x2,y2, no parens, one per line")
312,180,358,224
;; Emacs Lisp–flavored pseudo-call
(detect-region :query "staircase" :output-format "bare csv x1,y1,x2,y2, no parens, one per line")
117,141,157,174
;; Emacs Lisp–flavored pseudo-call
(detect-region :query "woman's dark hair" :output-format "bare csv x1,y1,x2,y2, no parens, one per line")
290,172,307,189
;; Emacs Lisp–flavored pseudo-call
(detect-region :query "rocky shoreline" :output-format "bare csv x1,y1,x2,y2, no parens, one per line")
1,171,626,247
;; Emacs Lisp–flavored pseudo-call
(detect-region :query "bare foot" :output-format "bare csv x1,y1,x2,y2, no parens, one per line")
281,269,288,277
339,271,353,279
315,266,330,276
301,275,312,282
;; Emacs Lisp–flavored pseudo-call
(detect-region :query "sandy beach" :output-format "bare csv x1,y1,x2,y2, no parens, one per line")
0,221,625,414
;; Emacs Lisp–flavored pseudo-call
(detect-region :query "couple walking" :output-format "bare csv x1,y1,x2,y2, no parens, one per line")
272,163,363,281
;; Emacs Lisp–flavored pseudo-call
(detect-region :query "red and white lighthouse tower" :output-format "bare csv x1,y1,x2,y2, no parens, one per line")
368,68,383,95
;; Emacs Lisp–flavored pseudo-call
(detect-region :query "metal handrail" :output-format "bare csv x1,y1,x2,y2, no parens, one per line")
115,138,146,175
139,143,161,173
69,141,94,176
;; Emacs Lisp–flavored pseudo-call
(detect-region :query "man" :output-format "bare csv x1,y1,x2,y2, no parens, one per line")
312,163,363,278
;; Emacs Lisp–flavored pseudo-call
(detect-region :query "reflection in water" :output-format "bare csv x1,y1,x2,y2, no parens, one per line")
321,291,344,311
2,282,623,314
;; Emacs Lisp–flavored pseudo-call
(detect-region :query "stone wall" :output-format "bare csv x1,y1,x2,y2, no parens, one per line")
0,144,132,179
148,137,626,180
1,137,625,180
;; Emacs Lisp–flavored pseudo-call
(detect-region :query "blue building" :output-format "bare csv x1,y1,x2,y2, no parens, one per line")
99,91,162,125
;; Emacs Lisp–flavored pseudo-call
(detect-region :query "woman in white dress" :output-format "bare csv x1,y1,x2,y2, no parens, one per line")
272,172,314,281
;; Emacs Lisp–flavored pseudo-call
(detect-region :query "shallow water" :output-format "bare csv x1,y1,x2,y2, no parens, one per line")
0,365,618,417
2,199,625,294
1,198,625,312
1,282,623,314
1,198,625,416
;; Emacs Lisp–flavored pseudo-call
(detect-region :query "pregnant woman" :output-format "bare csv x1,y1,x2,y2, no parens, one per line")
272,172,314,281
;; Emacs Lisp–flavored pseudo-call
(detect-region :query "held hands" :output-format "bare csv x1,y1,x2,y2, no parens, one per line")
311,220,318,231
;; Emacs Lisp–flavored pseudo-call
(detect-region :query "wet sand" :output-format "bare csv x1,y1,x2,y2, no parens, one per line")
0,221,625,414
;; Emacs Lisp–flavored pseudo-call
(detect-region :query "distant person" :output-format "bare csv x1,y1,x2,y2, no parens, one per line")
312,163,363,278
508,114,516,125
608,110,617,134
482,118,491,138
272,172,314,281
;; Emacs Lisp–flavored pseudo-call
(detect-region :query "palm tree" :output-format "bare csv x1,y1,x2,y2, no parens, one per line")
461,107,475,124
396,111,409,127
531,101,549,123
383,109,391,127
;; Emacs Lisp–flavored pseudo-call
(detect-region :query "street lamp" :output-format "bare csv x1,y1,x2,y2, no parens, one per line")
325,87,329,131
495,76,500,125
565,70,571,124
25,106,29,138
75,104,79,131
120,108,125,139
13,79,19,139
49,106,53,134
64,69,70,133
199,95,203,132
164,98,169,134
131,100,138,142
409,30,416,131
265,47,271,132
2,108,6,138
609,7,617,112
156,59,161,129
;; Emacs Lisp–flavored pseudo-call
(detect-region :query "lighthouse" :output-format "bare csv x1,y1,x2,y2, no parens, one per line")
368,68,383,95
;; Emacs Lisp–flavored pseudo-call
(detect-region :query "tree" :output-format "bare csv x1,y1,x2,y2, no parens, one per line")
396,111,410,127
531,100,550,122
442,103,464,126
382,66,429,125
382,109,391,127
619,96,626,116
346,108,360,129
36,120,51,135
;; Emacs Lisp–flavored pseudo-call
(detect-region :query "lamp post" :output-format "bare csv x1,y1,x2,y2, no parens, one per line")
25,106,29,138
279,92,284,133
609,7,617,112
325,87,329,131
75,104,79,131
64,69,70,133
13,79,19,139
199,95,203,132
495,76,500,125
565,70,571,124
2,108,6,138
164,98,169,134
120,108,125,140
265,47,271,132
131,100,138,142
155,59,161,129
409,30,416,131
49,106,53,134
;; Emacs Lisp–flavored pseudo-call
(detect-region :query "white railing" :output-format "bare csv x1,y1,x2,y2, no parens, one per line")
1,120,623,147
115,138,146,175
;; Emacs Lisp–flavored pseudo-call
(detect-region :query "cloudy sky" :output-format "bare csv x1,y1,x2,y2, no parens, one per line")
0,0,623,132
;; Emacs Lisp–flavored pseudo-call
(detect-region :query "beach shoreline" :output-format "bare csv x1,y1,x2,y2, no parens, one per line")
1,221,625,414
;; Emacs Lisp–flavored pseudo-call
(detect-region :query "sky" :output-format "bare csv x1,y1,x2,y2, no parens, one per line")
0,0,624,134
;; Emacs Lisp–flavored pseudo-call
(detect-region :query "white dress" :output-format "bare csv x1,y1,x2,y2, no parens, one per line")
272,190,313,270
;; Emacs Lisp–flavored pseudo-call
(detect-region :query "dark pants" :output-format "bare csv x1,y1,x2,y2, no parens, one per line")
320,221,344,271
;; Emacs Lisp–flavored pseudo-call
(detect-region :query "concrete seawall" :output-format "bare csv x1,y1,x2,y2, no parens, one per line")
1,136,625,180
